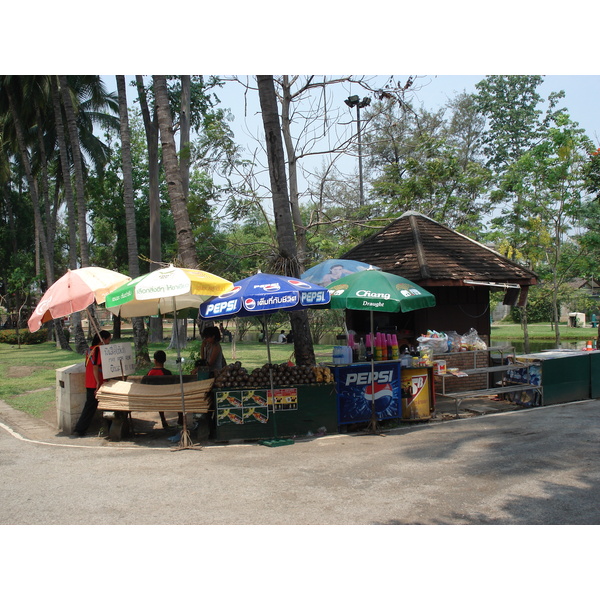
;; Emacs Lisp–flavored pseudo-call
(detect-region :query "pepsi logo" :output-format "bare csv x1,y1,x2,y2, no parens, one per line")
288,279,311,289
254,283,280,292
244,298,256,310
219,285,242,299
364,382,393,401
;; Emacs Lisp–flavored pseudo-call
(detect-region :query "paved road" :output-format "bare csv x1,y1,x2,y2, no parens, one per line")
1,398,600,525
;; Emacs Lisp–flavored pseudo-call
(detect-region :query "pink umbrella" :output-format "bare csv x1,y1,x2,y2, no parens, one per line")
28,267,132,333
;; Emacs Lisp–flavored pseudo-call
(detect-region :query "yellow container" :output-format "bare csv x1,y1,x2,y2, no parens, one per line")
401,368,432,420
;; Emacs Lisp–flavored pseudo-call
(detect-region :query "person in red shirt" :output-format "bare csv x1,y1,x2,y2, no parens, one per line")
73,330,111,436
147,350,172,377
146,350,176,429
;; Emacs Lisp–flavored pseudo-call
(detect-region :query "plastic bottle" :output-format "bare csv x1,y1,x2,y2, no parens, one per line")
358,338,366,361
391,334,400,360
375,333,383,361
388,334,396,360
380,333,388,360
348,332,355,349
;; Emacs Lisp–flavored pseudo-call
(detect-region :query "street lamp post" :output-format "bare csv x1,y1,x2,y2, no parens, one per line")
345,94,371,206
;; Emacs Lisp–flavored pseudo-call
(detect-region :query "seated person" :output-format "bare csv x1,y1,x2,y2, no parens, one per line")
286,330,294,344
147,350,172,377
277,330,287,344
146,350,181,429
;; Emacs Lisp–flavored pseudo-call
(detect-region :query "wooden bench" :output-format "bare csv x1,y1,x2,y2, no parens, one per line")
97,377,214,441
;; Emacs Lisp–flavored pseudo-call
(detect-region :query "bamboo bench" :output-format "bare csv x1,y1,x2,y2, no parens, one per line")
97,377,214,441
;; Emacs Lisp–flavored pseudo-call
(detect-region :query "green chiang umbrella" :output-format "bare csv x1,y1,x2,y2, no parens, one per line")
327,269,435,314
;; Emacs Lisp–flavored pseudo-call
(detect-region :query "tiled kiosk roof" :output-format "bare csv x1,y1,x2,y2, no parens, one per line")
341,211,538,288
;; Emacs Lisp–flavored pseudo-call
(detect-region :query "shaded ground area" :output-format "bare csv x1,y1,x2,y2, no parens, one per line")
1,396,600,525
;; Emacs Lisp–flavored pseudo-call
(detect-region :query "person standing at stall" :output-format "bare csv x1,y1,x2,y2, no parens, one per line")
200,325,226,377
73,330,111,437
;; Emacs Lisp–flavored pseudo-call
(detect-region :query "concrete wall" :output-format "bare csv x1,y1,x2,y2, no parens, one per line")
56,363,86,434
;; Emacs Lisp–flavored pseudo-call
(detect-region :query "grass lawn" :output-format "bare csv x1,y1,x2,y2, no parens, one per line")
0,337,335,419
492,322,599,342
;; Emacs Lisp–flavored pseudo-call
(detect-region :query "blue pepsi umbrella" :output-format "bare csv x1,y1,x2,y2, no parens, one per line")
200,271,330,320
301,259,380,287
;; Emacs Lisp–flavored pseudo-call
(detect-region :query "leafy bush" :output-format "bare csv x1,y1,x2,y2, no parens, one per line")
510,295,555,323
0,329,48,345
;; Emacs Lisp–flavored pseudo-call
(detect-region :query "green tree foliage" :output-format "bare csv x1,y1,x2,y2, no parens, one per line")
365,96,491,234
509,287,555,323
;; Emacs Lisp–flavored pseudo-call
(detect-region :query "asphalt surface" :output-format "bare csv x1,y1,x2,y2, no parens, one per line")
1,396,600,525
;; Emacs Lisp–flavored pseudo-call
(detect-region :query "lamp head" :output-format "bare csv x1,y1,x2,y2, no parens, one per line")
345,95,360,107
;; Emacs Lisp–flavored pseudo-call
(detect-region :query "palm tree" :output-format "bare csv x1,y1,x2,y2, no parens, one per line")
117,74,149,366
57,75,118,352
136,75,163,343
152,75,198,268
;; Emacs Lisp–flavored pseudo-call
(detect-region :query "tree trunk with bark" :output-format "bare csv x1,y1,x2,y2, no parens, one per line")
280,76,307,266
51,75,77,350
136,75,163,343
58,75,91,353
152,75,198,269
256,75,315,365
117,75,149,367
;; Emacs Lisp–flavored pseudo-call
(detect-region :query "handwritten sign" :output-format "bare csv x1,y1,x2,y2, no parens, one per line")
100,342,135,378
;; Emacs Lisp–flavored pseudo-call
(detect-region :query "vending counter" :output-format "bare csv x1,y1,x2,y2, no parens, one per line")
333,362,435,425
212,384,337,442
514,349,600,405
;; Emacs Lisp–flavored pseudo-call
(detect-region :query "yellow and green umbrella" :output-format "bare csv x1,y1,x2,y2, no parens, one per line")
105,265,233,318
105,265,233,449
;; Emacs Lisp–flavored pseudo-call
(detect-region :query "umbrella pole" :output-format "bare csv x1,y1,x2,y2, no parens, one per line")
171,299,196,451
265,315,277,437
259,314,293,447
369,310,378,434
86,308,102,341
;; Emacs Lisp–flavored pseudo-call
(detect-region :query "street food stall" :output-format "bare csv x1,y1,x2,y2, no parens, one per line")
199,272,335,443
323,269,438,429
210,362,337,442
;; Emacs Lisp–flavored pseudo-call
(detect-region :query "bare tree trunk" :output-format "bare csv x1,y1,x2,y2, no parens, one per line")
58,75,89,268
257,75,315,365
136,75,163,343
6,86,52,285
58,75,89,354
152,75,198,269
51,76,77,351
180,75,191,199
521,309,530,354
117,75,149,367
281,76,307,266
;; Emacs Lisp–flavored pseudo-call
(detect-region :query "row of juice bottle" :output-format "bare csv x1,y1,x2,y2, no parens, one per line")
347,332,401,361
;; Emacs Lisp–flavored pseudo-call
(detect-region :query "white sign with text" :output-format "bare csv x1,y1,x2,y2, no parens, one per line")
100,342,135,378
